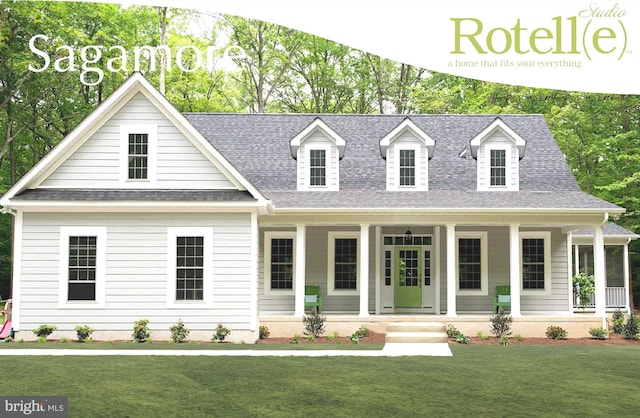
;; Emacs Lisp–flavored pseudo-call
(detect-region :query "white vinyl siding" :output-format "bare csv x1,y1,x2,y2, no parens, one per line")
477,132,519,191
18,212,253,332
40,92,235,190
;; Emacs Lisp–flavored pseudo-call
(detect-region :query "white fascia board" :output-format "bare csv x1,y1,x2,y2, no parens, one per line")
8,200,268,213
289,118,346,159
271,206,625,215
0,74,144,205
379,118,435,159
470,117,526,159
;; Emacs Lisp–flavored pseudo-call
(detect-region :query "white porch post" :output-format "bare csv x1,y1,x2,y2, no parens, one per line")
446,224,457,316
593,225,606,320
374,226,382,315
359,224,370,317
294,224,306,317
509,225,521,317
624,240,631,313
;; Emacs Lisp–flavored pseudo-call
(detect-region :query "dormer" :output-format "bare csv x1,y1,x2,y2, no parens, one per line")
470,118,526,191
380,118,435,191
290,118,345,191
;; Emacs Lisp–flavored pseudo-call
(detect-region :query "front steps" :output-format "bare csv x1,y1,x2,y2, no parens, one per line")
382,322,452,356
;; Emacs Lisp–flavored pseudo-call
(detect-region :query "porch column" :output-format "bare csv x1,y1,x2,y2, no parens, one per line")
293,224,306,317
593,225,606,319
446,224,457,316
359,224,370,317
509,225,522,317
624,240,631,313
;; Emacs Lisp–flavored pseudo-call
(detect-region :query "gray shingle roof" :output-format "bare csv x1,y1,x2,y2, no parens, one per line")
184,113,621,211
574,222,639,237
15,189,256,202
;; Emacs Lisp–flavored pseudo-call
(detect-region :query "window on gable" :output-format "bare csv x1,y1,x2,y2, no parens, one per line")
68,236,97,301
309,149,326,186
176,236,204,300
490,149,506,186
128,133,148,179
522,238,545,289
458,238,481,290
270,238,294,289
399,149,416,186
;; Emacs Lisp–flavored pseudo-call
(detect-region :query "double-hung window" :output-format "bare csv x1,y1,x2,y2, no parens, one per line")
456,232,488,295
490,149,506,186
520,231,551,293
328,232,359,294
264,232,296,293
399,149,416,186
59,226,106,306
68,236,97,300
128,133,148,179
167,227,213,305
309,149,326,187
120,125,157,185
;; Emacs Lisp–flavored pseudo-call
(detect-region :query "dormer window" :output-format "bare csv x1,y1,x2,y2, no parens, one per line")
470,118,526,192
380,119,435,191
399,149,416,186
290,118,345,191
490,149,506,186
309,149,326,187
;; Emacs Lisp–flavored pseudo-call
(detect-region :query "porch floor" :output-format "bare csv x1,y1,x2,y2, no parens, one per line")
259,312,607,338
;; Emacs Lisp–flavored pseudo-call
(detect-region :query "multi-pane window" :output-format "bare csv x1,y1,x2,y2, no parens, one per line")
270,238,294,289
128,133,148,179
334,238,357,289
176,236,204,300
399,149,416,186
309,149,326,186
522,238,545,289
490,149,506,186
458,238,482,290
68,236,97,300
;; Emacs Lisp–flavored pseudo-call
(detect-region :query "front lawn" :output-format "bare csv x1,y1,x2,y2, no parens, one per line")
2,345,639,417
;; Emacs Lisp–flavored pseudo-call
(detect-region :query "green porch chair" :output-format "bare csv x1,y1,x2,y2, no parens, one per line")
304,285,323,314
493,285,511,313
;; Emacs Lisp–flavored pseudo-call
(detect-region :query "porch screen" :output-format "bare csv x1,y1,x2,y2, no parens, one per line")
334,238,357,289
176,236,204,300
68,236,97,300
522,238,545,289
270,238,294,289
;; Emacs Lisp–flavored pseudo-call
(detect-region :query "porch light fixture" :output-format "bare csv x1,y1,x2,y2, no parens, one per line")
404,228,413,244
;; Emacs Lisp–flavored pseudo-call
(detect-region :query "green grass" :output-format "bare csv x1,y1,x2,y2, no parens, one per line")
3,345,639,417
0,341,383,350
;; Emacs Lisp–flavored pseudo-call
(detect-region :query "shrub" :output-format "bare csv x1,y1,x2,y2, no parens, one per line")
259,325,270,339
572,272,595,310
169,319,189,343
74,325,94,342
354,325,370,339
545,325,568,340
612,309,625,334
132,319,150,343
489,307,513,338
499,336,510,346
302,311,326,338
32,324,57,340
514,334,524,341
589,327,607,340
446,324,460,338
212,323,231,342
455,334,469,344
623,312,639,340
290,334,300,344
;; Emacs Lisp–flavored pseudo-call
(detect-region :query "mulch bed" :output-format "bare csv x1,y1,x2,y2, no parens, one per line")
454,333,640,346
258,331,387,345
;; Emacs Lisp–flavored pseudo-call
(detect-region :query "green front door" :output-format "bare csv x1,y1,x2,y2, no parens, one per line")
394,247,422,308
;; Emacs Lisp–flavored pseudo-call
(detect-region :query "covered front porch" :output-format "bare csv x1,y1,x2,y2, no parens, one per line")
258,212,634,324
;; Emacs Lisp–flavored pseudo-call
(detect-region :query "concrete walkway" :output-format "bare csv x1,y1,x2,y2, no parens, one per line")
0,345,452,357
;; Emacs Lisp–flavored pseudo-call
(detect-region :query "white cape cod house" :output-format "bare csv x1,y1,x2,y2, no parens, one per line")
1,73,636,341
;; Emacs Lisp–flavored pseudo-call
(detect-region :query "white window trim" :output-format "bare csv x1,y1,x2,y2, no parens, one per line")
119,124,158,187
520,231,552,295
327,231,360,296
166,227,214,307
300,144,336,190
479,143,519,191
455,231,488,296
58,226,107,308
394,144,421,189
263,231,296,295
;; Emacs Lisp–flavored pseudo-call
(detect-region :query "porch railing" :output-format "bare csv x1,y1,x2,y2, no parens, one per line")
573,287,627,309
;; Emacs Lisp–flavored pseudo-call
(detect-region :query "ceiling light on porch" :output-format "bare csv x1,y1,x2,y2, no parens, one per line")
405,228,413,244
